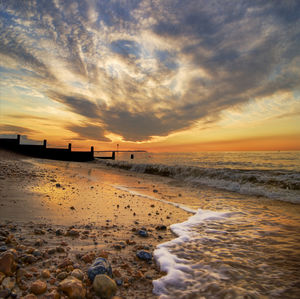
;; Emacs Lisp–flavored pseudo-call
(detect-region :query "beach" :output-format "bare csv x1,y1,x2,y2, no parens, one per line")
1,149,300,298
0,149,191,298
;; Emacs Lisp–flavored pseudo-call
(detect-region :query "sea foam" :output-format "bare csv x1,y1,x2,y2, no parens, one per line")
153,208,236,298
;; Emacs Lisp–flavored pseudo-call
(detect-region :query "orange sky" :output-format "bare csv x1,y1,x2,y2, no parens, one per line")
0,1,299,151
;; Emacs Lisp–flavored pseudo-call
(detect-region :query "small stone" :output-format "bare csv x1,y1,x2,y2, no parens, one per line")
88,257,113,281
138,230,148,237
55,229,64,236
81,252,95,263
155,225,167,230
66,229,80,237
56,246,65,253
2,276,16,290
0,245,7,252
22,295,38,299
22,254,37,264
71,269,84,281
47,249,55,255
34,229,45,235
34,238,45,246
55,183,61,188
41,269,51,279
42,289,60,299
112,269,121,277
0,289,11,298
0,251,16,275
153,189,158,193
0,271,5,284
33,249,42,256
93,274,117,299
30,280,47,295
57,271,68,280
58,258,73,269
59,276,86,299
136,250,152,261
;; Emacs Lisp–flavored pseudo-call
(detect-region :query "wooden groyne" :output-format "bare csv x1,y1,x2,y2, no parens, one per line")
0,135,115,162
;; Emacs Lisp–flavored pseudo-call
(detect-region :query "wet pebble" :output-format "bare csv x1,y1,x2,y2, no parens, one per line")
138,230,148,238
59,276,86,299
136,250,152,261
93,274,117,299
30,279,47,295
88,257,113,281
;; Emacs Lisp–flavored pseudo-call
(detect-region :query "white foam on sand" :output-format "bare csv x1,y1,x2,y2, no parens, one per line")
152,209,236,298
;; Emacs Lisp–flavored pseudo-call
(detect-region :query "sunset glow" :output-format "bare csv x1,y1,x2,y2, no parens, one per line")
0,1,299,151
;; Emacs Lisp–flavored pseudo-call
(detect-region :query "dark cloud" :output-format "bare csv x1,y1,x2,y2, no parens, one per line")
49,92,100,119
1,0,299,142
0,124,37,135
66,124,111,142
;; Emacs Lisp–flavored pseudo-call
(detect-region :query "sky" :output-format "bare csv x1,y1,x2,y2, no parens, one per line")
0,0,299,151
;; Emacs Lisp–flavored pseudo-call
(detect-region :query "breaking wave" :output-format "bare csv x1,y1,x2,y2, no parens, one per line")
96,160,300,203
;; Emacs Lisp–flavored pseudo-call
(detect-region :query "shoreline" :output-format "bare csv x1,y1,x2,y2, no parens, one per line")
0,149,191,298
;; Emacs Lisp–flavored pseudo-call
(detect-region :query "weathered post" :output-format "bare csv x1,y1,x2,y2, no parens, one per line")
131,154,134,159
17,134,20,145
112,151,115,160
91,146,94,158
68,143,72,151
43,139,47,148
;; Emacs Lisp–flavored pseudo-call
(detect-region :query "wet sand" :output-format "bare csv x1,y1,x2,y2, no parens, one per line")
0,149,190,298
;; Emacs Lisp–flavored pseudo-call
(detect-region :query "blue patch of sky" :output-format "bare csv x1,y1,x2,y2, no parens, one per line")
110,39,141,59
155,50,178,70
70,81,85,89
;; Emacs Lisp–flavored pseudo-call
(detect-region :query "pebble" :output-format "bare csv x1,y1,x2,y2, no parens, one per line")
136,250,152,261
71,269,84,281
42,290,60,299
156,225,167,230
59,276,86,299
0,251,16,275
41,269,51,278
0,289,11,298
2,276,16,290
0,271,5,283
93,274,117,299
57,271,68,280
0,245,7,252
22,254,37,264
22,295,38,299
30,279,47,295
55,229,64,236
138,230,148,237
88,257,113,281
66,229,80,237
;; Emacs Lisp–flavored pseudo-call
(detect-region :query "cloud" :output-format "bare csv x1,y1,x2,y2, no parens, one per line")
48,92,100,119
0,124,38,135
1,0,299,142
66,123,111,142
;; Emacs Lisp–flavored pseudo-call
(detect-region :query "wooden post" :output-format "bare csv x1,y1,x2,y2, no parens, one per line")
68,143,72,151
112,151,115,160
91,146,94,158
43,140,47,148
131,154,134,159
17,134,20,145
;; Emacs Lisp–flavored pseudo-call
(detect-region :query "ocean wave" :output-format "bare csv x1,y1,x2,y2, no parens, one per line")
96,160,300,203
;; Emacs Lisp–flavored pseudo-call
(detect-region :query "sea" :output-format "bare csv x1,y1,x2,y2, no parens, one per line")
95,151,300,298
